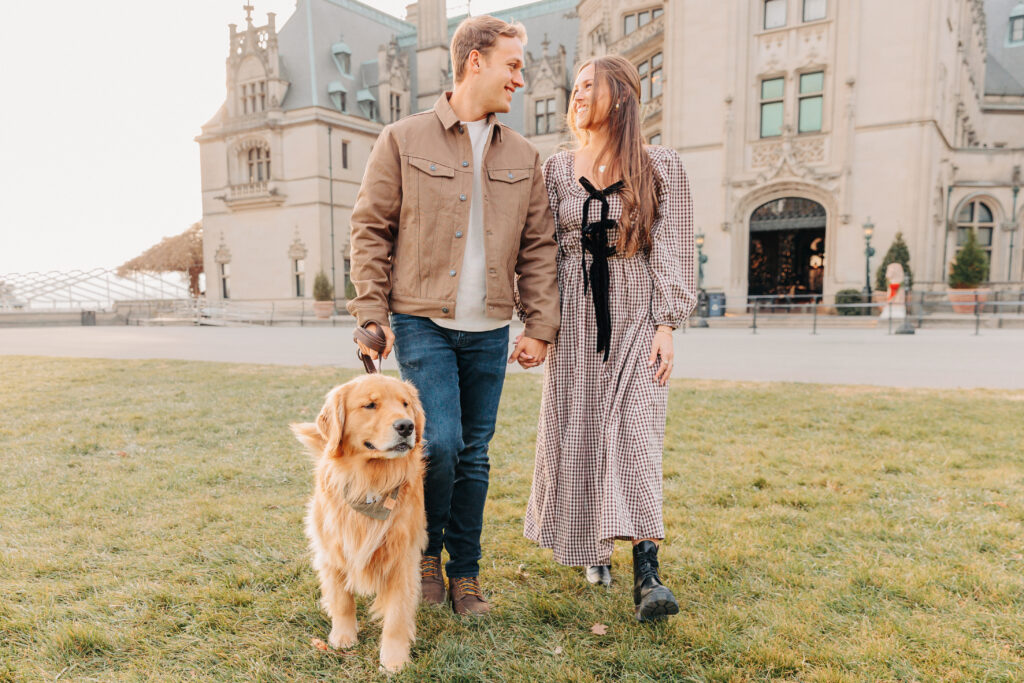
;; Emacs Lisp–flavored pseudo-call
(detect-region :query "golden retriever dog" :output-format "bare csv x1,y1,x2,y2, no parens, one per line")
291,374,427,673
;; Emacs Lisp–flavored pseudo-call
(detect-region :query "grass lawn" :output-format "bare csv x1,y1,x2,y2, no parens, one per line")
1,356,1023,682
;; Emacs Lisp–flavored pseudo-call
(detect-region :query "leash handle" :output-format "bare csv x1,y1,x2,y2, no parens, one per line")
353,325,387,374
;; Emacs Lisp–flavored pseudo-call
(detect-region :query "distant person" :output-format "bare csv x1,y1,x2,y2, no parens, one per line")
347,15,559,615
524,55,696,622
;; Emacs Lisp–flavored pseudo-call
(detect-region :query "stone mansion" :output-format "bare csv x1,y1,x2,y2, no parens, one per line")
197,0,1024,307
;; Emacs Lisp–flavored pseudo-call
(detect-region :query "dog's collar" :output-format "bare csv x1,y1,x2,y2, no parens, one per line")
342,482,401,521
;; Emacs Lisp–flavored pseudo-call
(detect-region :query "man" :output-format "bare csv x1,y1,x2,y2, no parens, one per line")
347,15,559,615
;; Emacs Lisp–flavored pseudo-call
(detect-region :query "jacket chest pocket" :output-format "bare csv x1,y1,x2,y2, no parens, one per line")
487,167,531,226
409,157,456,220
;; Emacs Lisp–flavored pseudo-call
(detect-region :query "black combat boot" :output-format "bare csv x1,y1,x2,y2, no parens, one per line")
632,540,679,622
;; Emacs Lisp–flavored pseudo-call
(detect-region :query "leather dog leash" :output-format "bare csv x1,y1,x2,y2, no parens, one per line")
353,325,387,373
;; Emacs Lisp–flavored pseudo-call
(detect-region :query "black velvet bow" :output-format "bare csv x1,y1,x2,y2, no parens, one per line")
579,176,625,362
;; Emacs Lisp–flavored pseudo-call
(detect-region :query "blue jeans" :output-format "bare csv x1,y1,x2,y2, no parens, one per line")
390,313,509,579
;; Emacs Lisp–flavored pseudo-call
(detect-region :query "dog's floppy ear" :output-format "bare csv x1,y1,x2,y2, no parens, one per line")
404,381,426,446
290,422,324,453
316,384,348,456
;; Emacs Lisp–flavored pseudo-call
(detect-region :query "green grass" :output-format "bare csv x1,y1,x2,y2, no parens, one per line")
2,356,1023,682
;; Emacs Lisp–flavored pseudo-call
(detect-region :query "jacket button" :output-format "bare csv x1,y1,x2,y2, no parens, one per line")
462,161,469,167
507,171,514,179
459,194,467,201
489,268,496,275
455,231,463,238
458,126,464,133
449,269,457,277
429,164,436,171
442,307,449,314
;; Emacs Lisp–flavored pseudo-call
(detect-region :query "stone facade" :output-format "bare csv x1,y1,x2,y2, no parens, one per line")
197,0,1023,307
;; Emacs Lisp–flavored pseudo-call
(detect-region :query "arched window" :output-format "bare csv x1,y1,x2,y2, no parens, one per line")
955,199,995,279
246,146,271,183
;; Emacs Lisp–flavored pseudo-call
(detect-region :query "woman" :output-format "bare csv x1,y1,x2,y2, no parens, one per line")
523,55,696,622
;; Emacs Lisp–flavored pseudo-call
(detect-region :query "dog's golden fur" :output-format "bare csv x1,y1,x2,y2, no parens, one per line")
291,374,427,673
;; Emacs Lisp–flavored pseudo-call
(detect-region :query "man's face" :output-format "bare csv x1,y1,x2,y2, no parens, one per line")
474,36,525,114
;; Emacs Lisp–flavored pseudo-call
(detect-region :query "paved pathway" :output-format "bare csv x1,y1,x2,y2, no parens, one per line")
1,324,1021,389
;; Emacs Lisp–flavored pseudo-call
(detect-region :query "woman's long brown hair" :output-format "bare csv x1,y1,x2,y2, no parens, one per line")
567,55,659,258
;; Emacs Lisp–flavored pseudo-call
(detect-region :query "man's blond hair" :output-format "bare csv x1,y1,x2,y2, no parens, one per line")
450,15,527,83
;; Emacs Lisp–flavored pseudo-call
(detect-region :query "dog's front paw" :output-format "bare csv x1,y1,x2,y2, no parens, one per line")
328,625,358,649
379,640,411,673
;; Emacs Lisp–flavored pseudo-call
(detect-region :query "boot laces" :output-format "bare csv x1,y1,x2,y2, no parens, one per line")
452,576,483,599
420,555,441,579
637,554,660,583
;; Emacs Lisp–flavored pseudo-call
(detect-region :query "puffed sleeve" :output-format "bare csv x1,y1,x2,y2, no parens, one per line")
649,147,697,327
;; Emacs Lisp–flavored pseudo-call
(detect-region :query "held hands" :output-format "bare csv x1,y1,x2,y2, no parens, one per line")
648,326,674,386
509,334,549,369
359,322,395,360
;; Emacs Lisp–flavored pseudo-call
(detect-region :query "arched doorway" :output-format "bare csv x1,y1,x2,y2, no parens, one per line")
748,197,826,299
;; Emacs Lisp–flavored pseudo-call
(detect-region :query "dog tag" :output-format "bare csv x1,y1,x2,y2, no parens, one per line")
382,496,397,511
365,494,379,505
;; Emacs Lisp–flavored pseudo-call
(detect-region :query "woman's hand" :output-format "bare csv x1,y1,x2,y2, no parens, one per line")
648,326,674,386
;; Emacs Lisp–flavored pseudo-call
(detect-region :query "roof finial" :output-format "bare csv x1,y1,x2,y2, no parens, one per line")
542,33,550,55
243,3,255,24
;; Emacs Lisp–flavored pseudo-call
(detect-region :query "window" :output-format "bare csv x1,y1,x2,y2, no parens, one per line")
798,71,824,133
760,77,785,137
246,146,270,183
390,93,402,122
328,83,347,112
637,53,663,103
1011,15,1024,44
293,258,305,297
241,81,266,114
649,133,662,145
764,0,786,29
623,7,663,35
803,0,826,22
535,98,556,134
955,200,995,279
339,53,351,74
341,141,349,169
343,258,355,299
219,263,230,299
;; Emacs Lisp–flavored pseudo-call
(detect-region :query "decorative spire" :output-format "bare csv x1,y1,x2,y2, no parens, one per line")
542,33,550,56
243,3,255,25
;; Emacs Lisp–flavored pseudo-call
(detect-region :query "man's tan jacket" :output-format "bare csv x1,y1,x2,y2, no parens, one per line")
346,94,560,343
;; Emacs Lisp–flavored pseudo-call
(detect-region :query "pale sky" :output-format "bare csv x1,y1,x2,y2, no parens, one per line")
0,0,524,274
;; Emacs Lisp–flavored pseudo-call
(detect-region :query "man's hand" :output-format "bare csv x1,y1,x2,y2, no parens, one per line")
358,322,395,359
508,335,549,369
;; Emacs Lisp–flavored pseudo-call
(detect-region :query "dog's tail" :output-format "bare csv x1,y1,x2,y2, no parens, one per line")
290,422,325,454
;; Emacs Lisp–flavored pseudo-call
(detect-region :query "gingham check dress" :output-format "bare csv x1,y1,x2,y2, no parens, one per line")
523,147,697,567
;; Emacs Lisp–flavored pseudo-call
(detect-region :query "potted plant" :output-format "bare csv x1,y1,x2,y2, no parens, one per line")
312,271,335,319
947,231,990,314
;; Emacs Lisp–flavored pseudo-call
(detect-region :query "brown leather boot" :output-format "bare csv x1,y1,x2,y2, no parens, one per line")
449,576,492,615
420,555,446,605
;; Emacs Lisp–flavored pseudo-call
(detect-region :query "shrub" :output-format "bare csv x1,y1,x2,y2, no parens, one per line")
312,271,334,301
948,231,988,289
875,232,913,292
835,289,867,316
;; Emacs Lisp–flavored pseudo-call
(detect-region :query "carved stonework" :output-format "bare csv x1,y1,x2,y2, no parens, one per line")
288,232,307,260
214,235,232,265
752,142,784,169
794,138,825,164
608,14,664,58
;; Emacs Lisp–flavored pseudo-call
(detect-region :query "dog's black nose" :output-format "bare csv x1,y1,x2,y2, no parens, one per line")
394,419,414,438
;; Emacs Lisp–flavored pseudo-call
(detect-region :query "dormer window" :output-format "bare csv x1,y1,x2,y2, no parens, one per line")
332,41,352,76
241,80,267,114
357,89,377,121
328,81,347,112
535,97,556,134
1010,4,1024,45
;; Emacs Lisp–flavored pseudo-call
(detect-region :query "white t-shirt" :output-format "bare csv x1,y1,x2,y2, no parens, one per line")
431,118,509,332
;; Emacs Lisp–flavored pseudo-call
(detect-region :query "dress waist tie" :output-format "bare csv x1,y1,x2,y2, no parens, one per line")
578,176,624,362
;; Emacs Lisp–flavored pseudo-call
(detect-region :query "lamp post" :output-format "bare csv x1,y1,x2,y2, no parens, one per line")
693,231,709,327
862,218,875,307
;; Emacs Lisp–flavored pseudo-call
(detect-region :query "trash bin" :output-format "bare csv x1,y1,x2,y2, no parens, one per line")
81,310,96,326
707,292,726,317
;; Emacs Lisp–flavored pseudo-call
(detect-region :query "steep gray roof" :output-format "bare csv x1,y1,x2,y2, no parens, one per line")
984,0,1024,96
276,0,414,113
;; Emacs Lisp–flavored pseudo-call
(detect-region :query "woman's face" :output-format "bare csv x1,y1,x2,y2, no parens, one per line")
572,63,611,131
